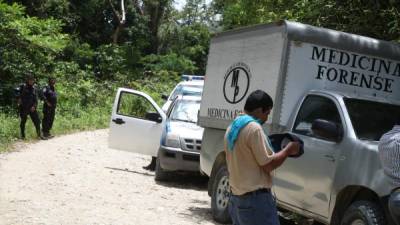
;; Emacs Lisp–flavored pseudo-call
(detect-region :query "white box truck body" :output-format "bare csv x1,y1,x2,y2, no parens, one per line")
198,21,400,224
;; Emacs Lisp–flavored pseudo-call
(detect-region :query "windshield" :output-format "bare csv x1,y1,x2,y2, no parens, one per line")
170,99,201,123
169,85,203,100
344,98,400,141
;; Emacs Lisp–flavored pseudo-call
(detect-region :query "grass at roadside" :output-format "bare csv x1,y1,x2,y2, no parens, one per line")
0,113,20,151
0,106,110,152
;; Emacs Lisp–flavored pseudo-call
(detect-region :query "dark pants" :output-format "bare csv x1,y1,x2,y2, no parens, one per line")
19,108,41,138
42,106,55,135
389,190,400,225
229,189,280,225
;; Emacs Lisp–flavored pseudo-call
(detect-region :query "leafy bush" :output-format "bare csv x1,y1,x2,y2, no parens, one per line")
0,1,70,106
141,53,197,75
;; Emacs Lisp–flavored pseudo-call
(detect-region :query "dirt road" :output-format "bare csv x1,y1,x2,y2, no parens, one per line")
0,130,219,225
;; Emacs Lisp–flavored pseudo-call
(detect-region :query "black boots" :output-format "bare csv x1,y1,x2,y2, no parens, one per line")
143,157,156,171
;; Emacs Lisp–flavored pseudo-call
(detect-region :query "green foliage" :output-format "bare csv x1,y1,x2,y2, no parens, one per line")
159,0,211,74
128,71,179,105
63,40,95,70
0,0,202,151
94,44,141,81
0,1,24,21
160,23,210,74
10,16,69,51
0,112,19,151
0,1,70,106
296,0,400,41
214,0,400,42
141,53,197,75
118,92,157,119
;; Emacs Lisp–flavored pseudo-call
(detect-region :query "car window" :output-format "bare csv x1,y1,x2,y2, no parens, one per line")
170,100,201,123
117,91,157,119
345,98,400,141
182,85,203,96
169,84,203,100
169,85,183,100
293,95,342,138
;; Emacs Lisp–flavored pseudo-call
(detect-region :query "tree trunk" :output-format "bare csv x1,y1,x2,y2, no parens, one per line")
130,0,171,53
112,24,124,44
109,0,126,44
144,0,170,54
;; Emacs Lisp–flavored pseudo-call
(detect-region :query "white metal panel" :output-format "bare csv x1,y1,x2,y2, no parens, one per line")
199,29,285,129
281,41,400,128
108,88,166,157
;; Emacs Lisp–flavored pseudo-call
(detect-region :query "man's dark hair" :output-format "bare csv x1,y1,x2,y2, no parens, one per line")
48,77,56,82
396,113,400,125
244,90,273,113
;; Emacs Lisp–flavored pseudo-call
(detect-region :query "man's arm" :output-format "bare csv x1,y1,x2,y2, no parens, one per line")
248,124,300,173
15,85,23,106
42,87,52,107
261,142,299,173
29,86,38,112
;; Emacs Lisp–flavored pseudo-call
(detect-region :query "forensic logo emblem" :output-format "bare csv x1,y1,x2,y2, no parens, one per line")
223,62,251,104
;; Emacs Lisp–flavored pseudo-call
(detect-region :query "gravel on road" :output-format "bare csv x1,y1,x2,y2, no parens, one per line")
0,130,220,225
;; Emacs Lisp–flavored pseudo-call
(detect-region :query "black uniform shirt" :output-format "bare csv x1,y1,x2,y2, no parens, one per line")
43,85,57,107
20,84,38,111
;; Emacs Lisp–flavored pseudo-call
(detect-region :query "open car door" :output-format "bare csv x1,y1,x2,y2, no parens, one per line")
108,88,166,157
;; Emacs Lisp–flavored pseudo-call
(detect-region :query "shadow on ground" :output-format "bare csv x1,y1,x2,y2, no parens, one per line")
105,167,154,177
183,206,222,224
155,172,209,191
178,199,223,225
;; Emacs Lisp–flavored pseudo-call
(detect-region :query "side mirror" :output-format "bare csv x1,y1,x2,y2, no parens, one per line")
145,112,163,123
311,119,342,142
161,94,169,101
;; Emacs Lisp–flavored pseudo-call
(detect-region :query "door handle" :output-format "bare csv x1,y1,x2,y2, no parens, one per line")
324,154,335,162
112,118,125,125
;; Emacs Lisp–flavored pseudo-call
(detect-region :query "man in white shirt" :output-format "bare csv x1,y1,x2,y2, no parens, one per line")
379,117,400,224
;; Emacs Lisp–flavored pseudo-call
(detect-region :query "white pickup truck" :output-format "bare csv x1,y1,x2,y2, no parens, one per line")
198,21,400,225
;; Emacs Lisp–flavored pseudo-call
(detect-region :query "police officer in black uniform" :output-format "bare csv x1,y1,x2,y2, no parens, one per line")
42,77,57,138
16,75,44,140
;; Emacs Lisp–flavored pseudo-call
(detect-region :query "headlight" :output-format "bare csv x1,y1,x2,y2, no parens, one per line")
165,133,181,148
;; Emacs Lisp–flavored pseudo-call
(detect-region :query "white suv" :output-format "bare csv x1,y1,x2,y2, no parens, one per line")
161,76,204,112
108,88,204,181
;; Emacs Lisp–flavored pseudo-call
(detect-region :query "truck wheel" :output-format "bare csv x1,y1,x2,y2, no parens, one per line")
155,156,169,181
341,201,386,225
211,164,231,224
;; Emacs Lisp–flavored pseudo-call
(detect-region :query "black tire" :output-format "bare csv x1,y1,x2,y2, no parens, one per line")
341,201,386,225
155,156,169,181
211,163,231,224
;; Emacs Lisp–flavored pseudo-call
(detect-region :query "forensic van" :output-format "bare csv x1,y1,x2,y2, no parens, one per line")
198,20,400,225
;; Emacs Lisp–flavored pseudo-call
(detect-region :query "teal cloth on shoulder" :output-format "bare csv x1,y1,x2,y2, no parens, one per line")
227,114,275,152
227,115,260,151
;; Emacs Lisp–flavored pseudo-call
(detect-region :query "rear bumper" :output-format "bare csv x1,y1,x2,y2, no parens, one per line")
158,145,200,172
